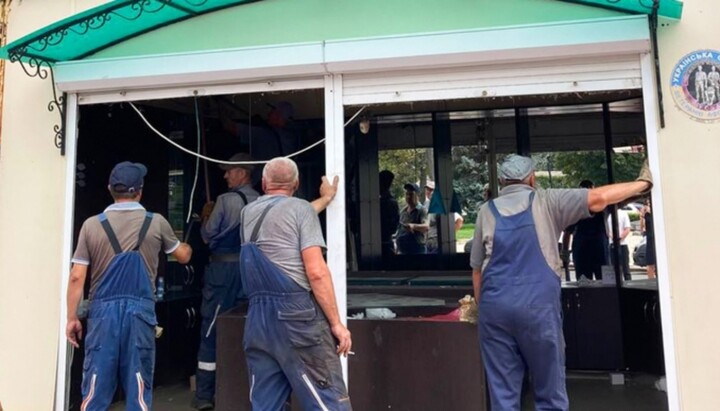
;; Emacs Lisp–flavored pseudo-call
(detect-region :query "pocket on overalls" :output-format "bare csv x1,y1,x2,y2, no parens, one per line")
278,308,337,392
278,307,325,347
133,310,157,383
83,317,105,372
202,268,228,317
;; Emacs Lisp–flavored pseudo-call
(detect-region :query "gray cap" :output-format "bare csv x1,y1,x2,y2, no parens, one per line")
499,155,534,181
219,152,255,172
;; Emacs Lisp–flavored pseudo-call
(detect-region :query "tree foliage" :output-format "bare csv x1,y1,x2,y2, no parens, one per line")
553,151,644,187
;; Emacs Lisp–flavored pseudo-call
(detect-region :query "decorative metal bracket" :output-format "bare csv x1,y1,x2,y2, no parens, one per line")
7,50,66,154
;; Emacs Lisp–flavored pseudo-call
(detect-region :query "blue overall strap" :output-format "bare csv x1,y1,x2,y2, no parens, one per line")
487,191,535,219
249,197,286,243
98,212,154,254
98,213,122,255
133,212,154,251
235,190,248,205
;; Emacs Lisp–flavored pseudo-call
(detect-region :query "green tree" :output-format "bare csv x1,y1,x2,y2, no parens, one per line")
452,145,490,223
379,148,429,205
554,151,644,187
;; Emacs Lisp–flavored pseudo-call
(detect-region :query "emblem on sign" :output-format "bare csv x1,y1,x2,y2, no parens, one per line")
671,49,720,122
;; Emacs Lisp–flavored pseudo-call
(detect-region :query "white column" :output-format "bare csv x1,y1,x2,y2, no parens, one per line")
55,93,79,411
640,52,680,411
324,74,349,381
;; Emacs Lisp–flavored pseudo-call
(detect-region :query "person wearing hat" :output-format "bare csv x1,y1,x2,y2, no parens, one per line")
423,180,464,254
218,100,299,175
194,152,260,409
66,161,192,411
395,183,429,254
470,154,653,410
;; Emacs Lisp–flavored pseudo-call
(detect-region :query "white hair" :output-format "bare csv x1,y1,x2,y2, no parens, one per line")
262,157,299,189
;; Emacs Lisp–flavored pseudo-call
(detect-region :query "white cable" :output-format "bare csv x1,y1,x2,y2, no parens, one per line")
186,98,201,223
344,106,367,127
129,101,329,165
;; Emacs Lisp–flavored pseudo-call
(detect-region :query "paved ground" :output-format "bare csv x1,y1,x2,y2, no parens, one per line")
111,372,667,411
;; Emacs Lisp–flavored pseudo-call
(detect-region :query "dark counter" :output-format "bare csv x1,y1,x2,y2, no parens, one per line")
216,306,487,411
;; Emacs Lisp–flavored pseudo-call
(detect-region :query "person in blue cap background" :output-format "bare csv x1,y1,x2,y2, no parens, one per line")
395,182,429,254
66,161,192,411
470,154,653,410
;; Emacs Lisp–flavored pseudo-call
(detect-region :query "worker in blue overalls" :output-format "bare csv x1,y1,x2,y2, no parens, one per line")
193,152,339,410
469,155,653,410
239,157,352,410
66,161,192,411
193,152,259,410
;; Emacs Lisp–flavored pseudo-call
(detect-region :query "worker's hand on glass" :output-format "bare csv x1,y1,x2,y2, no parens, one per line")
66,318,83,349
200,201,215,221
331,322,352,357
319,175,340,203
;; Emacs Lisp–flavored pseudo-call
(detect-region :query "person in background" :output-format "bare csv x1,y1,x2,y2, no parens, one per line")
218,99,299,186
395,183,429,254
67,161,192,411
193,152,259,410
562,180,608,280
470,155,652,410
424,180,464,253
379,170,400,256
239,157,352,410
641,198,657,279
607,206,633,281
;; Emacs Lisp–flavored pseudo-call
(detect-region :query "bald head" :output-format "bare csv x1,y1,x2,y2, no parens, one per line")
262,157,299,193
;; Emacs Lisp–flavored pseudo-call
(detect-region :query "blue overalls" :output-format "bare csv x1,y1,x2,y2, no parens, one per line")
479,192,568,411
239,198,352,411
81,212,158,411
196,191,248,402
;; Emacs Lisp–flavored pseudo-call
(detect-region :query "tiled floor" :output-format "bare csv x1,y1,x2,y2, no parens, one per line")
110,372,667,411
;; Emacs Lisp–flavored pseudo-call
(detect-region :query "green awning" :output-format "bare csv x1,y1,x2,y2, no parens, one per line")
0,0,261,64
563,0,683,20
1,0,682,66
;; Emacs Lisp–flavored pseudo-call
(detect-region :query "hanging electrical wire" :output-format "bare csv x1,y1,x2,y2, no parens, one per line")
128,101,368,165
186,97,202,223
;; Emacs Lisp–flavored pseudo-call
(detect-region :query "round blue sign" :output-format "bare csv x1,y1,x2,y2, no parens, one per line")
670,49,720,122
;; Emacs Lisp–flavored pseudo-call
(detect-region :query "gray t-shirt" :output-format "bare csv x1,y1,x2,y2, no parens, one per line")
470,185,590,278
240,195,326,290
72,202,180,298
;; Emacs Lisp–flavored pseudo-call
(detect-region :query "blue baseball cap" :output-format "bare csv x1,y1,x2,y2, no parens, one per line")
403,182,420,193
109,161,147,193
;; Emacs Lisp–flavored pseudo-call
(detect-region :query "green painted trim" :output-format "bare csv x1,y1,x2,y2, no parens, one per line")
53,16,650,92
562,0,683,20
89,0,628,60
2,0,667,65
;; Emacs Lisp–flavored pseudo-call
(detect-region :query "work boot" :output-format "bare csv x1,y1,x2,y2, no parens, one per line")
191,397,214,410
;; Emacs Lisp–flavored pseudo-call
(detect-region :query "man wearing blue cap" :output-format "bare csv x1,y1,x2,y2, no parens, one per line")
470,154,653,410
395,183,429,254
66,161,192,411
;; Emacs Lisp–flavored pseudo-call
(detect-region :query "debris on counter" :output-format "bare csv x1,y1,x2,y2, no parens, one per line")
458,295,478,324
365,307,397,319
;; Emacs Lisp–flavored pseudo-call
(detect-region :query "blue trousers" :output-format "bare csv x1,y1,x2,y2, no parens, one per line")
196,261,244,401
81,298,156,411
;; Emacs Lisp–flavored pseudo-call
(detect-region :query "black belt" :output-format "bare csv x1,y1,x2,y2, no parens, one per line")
209,253,238,263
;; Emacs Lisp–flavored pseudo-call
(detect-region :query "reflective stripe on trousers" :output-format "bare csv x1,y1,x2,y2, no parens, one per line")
196,260,245,401
240,242,352,411
479,192,569,411
81,213,157,411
